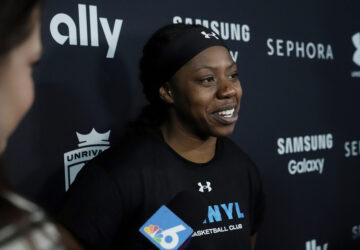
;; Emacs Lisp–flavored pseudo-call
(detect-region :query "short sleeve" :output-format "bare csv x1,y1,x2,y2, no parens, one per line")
58,162,123,249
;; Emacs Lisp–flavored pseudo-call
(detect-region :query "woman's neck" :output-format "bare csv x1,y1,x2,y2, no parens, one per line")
161,120,217,164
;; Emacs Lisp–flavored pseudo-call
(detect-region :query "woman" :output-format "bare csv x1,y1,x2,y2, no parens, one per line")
59,24,265,249
0,1,81,249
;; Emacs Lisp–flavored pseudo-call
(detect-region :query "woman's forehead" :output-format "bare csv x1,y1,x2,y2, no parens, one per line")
184,46,235,71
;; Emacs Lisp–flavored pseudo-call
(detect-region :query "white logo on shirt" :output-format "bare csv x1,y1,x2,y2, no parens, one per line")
201,31,219,40
198,181,212,192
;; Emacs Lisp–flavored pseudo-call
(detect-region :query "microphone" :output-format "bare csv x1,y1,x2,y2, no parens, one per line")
139,190,208,250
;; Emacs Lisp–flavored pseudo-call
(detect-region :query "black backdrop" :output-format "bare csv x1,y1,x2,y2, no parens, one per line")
2,0,360,249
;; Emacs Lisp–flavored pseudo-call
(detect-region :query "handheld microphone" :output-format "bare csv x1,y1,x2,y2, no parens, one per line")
139,191,208,250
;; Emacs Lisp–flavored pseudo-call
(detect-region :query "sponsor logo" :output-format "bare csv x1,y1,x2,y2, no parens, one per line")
352,224,360,239
173,16,250,63
277,134,333,175
50,4,123,58
267,38,334,60
64,128,110,191
140,205,193,250
198,181,212,192
173,16,250,42
344,139,360,157
288,158,324,175
277,134,333,155
305,239,328,250
351,32,360,78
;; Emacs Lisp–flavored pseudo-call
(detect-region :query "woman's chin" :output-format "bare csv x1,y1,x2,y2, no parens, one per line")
211,124,236,138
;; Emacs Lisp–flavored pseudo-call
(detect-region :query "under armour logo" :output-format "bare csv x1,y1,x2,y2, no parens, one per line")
198,181,212,192
352,32,360,66
201,31,219,40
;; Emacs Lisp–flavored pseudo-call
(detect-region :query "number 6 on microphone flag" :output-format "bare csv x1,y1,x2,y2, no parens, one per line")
139,205,193,249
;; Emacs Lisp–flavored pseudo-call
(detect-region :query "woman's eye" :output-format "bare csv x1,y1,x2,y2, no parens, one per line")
199,76,215,84
229,72,239,79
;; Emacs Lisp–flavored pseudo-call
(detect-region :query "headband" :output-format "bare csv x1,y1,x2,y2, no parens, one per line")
156,26,228,85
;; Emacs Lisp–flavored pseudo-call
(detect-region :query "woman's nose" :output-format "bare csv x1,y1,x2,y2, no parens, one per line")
217,78,238,99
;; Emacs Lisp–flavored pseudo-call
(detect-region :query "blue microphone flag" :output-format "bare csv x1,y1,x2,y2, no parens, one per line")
139,205,193,249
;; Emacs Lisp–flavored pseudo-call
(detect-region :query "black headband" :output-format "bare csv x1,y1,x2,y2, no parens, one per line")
156,26,228,85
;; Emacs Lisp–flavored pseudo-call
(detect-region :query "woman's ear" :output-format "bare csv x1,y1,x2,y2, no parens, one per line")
159,83,174,104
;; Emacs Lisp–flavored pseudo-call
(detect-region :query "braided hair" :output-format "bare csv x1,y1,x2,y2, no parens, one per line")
136,23,202,129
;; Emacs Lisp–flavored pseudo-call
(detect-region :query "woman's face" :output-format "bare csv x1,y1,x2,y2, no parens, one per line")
0,10,42,154
168,45,242,138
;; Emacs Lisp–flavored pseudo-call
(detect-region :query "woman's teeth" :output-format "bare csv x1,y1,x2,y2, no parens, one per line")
217,108,235,118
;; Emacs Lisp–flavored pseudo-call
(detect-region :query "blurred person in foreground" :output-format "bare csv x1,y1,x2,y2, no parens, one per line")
0,1,82,249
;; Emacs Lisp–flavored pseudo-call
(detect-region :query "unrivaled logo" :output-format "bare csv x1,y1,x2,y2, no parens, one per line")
50,4,123,58
305,239,328,250
64,128,110,191
140,206,193,250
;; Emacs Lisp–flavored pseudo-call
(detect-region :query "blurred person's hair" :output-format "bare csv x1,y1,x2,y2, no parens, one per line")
0,0,43,59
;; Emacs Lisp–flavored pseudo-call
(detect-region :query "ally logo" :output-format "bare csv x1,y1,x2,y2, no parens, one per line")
64,128,110,191
140,206,193,249
50,4,123,58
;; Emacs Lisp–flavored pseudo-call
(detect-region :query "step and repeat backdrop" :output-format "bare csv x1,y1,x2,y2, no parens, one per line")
1,0,360,249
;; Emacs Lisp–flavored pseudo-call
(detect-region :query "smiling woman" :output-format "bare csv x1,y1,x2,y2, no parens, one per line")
59,24,265,249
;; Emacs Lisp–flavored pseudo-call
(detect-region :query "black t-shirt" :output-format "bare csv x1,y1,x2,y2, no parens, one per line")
59,129,265,249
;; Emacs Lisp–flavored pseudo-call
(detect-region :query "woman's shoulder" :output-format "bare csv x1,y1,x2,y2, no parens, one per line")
221,137,254,162
220,137,262,177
